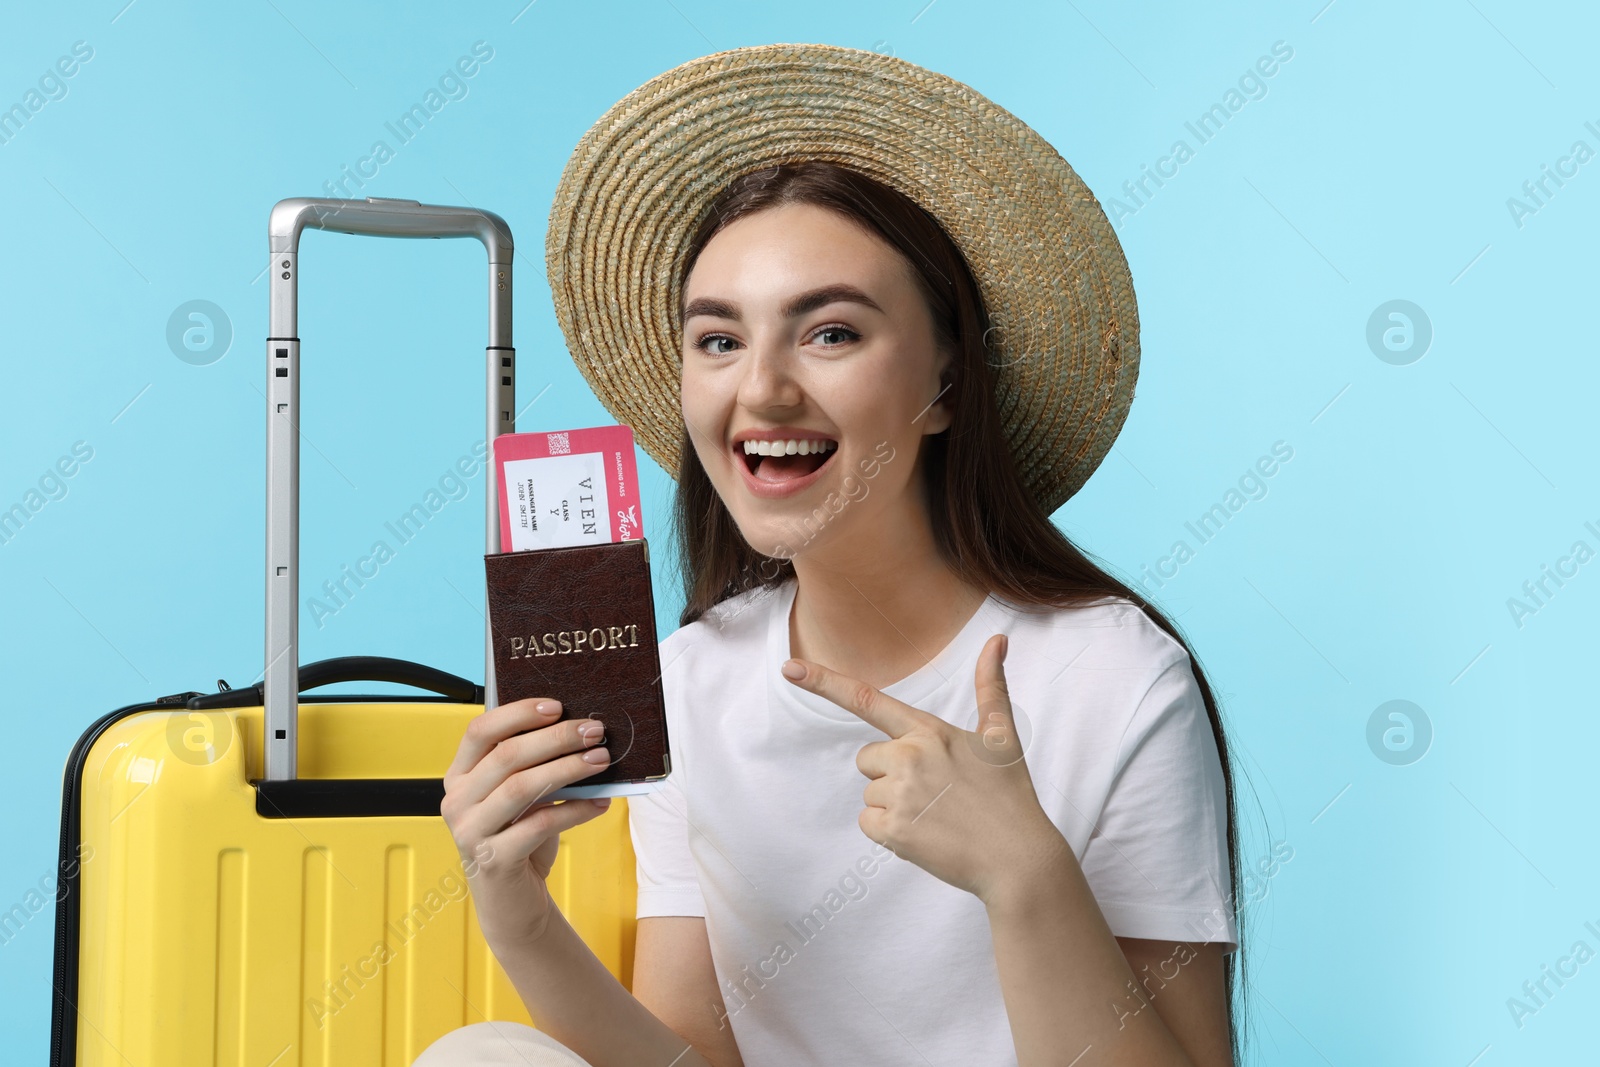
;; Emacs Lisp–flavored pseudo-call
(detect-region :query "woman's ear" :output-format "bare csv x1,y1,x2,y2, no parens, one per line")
922,355,957,435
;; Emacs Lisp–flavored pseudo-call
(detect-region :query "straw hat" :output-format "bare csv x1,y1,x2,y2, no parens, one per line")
544,42,1138,515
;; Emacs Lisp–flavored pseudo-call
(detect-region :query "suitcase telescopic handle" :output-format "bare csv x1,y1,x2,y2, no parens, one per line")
264,197,514,782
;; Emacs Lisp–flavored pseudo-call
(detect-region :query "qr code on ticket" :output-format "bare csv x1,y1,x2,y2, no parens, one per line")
546,432,570,455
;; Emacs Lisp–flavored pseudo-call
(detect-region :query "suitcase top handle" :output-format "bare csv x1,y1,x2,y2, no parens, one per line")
263,197,514,781
190,656,484,709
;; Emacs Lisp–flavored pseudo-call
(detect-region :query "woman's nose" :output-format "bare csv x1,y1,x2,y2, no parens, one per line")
736,340,803,411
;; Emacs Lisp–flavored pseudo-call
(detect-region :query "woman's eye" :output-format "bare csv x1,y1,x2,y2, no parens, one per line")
813,326,859,347
692,334,737,355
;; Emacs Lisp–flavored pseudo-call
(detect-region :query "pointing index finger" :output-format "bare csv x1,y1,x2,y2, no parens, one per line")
780,658,936,738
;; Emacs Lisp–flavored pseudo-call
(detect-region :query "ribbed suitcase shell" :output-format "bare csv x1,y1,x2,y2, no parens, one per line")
64,699,635,1065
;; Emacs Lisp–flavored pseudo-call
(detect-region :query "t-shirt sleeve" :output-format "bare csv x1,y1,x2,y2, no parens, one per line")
627,762,707,919
1078,656,1238,952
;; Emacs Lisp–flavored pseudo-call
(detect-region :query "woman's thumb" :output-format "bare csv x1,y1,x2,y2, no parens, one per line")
970,634,1023,767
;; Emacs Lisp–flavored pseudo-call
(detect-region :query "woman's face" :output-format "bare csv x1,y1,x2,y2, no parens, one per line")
679,201,954,561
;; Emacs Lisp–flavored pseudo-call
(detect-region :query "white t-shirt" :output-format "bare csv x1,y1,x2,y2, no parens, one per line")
628,577,1236,1066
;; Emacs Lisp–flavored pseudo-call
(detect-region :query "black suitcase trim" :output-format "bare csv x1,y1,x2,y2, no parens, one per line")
254,776,448,818
50,682,477,1067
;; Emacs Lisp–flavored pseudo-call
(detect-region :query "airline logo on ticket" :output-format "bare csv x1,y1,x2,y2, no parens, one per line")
494,425,642,551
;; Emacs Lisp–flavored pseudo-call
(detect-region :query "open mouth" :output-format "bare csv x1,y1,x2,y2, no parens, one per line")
740,438,838,485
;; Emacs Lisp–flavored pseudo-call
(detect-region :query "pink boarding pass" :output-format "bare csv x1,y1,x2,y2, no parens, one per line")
493,425,643,551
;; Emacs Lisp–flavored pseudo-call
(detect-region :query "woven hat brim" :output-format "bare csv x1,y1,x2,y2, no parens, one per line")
545,42,1139,514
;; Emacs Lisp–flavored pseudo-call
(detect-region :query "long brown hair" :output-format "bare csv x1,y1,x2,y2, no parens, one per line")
669,160,1251,1062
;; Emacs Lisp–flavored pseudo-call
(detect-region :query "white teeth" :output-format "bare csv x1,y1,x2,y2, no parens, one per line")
741,438,837,456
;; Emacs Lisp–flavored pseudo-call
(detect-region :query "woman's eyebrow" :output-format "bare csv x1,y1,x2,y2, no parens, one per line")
681,283,884,324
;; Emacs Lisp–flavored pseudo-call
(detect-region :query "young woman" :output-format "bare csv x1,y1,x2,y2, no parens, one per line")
419,45,1244,1067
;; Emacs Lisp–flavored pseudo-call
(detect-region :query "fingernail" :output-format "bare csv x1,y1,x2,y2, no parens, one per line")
781,660,806,681
582,746,610,764
580,721,606,744
593,797,612,810
537,700,562,716
999,634,1008,660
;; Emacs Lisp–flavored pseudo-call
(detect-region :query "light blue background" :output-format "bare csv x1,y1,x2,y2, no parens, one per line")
3,1,1596,1063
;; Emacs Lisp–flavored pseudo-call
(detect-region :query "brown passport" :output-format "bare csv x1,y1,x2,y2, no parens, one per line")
483,538,671,794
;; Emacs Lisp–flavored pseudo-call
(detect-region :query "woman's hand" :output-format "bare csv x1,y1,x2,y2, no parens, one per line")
440,697,614,953
779,633,1069,906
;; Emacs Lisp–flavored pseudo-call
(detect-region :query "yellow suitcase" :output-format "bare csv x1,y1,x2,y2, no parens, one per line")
50,199,640,1066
